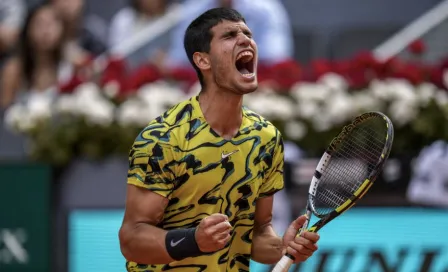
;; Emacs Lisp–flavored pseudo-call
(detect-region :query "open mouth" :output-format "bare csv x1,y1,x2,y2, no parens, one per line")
235,50,255,78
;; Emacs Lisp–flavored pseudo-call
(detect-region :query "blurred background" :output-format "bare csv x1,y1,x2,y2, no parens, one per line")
1,0,448,271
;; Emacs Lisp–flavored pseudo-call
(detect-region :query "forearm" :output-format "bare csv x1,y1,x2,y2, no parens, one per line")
119,222,174,264
0,26,19,52
251,223,284,264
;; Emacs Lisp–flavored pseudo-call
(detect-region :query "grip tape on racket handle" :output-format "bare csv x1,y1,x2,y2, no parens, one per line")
271,255,294,272
297,219,309,236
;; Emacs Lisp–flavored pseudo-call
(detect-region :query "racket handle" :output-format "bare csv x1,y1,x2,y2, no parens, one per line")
272,213,310,271
271,255,294,272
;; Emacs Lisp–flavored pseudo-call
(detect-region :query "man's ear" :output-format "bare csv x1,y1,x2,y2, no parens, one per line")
193,52,211,71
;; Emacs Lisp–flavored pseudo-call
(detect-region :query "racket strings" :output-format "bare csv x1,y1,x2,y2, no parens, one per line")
315,188,348,209
313,118,387,216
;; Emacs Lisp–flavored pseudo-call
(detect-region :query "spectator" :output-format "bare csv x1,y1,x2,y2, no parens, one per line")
48,0,108,67
407,140,448,207
0,0,26,69
0,4,66,108
164,0,294,71
108,0,171,69
109,0,168,48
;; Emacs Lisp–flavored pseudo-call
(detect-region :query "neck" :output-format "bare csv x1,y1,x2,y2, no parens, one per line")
34,51,56,66
198,88,243,140
64,19,79,39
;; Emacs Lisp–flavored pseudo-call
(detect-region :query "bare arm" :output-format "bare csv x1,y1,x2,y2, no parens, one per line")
0,26,19,52
119,184,174,264
251,195,284,264
0,57,21,108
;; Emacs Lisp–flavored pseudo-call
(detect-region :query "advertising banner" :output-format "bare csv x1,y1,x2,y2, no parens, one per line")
0,163,51,272
69,208,448,272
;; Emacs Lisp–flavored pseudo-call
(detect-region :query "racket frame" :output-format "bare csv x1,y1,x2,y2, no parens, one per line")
307,112,394,232
272,112,394,272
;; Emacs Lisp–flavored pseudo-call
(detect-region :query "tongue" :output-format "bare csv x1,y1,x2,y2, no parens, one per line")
239,68,250,74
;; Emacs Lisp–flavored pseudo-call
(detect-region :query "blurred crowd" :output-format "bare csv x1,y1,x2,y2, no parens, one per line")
0,0,305,235
0,0,299,111
0,0,105,109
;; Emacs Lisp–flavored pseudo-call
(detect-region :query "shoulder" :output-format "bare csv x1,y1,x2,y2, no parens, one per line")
154,97,197,128
134,98,196,146
242,107,282,141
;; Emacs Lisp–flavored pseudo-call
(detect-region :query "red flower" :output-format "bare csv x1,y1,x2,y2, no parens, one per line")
77,54,95,69
377,57,403,79
353,51,377,69
346,69,369,89
57,54,97,93
429,66,444,89
438,57,448,71
124,63,162,93
58,75,84,94
429,57,448,90
168,67,198,91
408,39,426,55
256,63,271,84
309,59,333,80
99,57,128,87
390,62,424,85
333,60,353,75
269,59,302,90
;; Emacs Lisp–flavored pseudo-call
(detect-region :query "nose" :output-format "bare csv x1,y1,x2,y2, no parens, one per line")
237,33,251,47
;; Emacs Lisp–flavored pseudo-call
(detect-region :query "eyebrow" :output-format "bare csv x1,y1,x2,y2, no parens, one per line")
221,27,252,38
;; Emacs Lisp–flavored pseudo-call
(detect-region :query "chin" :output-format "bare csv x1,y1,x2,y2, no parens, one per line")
234,72,258,94
238,81,258,94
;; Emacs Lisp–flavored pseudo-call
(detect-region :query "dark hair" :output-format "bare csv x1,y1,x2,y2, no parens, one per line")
183,7,245,87
130,0,169,15
20,4,63,88
130,0,140,11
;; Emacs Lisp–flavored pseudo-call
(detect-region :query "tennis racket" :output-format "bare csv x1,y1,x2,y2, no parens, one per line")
272,111,394,272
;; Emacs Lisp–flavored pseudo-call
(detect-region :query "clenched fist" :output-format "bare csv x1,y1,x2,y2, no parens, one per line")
195,213,232,252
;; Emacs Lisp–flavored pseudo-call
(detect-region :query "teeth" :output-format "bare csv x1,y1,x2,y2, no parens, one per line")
241,72,255,78
237,51,253,61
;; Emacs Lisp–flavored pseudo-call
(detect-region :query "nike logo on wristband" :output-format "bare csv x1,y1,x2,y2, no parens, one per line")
170,237,185,247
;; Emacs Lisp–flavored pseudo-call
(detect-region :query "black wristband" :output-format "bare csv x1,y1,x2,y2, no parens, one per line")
165,228,203,261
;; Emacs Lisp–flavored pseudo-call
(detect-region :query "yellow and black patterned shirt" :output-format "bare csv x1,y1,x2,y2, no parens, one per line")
126,95,285,272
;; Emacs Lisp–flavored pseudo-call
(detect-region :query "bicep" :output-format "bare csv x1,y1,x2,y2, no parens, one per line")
123,127,177,227
254,195,274,229
122,184,168,227
119,185,172,263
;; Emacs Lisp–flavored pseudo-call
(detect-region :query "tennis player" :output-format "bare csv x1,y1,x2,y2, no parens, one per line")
119,7,319,272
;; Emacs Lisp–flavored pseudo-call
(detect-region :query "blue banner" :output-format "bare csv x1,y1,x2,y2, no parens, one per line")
68,208,448,272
